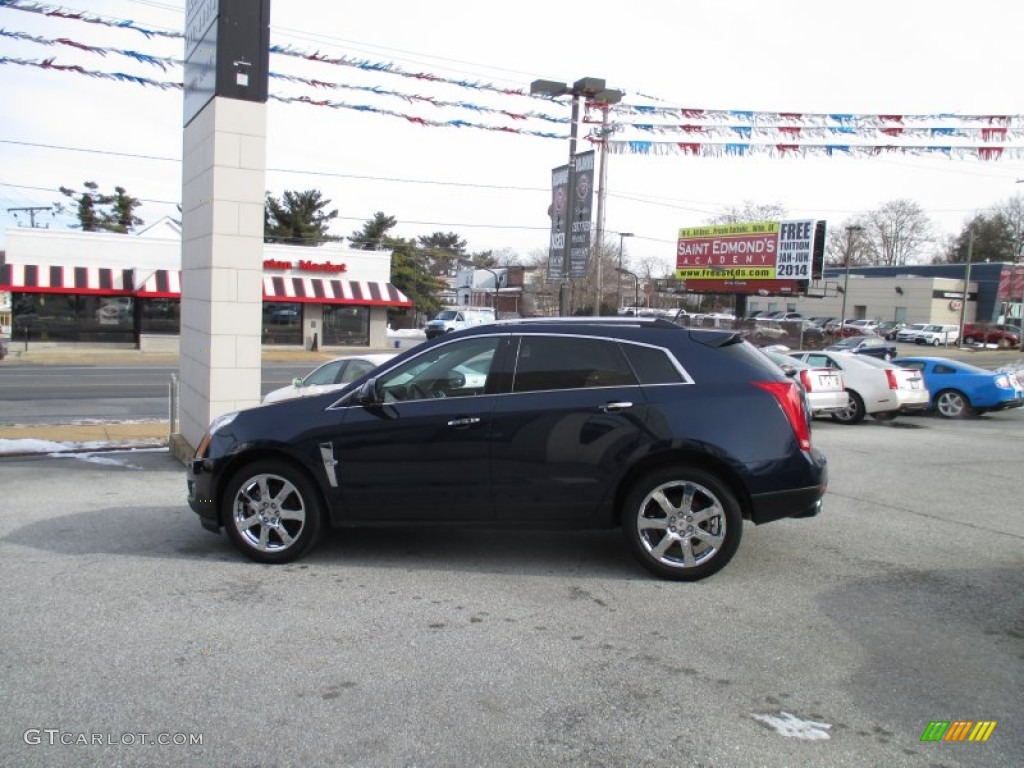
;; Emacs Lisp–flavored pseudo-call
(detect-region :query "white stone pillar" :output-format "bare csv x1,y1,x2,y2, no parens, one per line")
178,97,266,451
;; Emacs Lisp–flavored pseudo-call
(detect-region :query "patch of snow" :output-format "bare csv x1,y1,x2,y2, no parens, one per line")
52,453,144,469
0,438,166,456
751,711,832,740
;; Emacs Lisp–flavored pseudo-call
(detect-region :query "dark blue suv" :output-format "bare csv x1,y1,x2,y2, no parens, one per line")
187,318,827,580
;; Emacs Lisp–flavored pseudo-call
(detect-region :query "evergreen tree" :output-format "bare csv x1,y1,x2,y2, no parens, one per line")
264,189,339,245
349,212,398,250
58,181,143,233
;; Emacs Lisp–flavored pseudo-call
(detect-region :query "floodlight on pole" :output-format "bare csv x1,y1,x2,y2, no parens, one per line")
840,225,863,333
616,267,639,311
531,76,622,317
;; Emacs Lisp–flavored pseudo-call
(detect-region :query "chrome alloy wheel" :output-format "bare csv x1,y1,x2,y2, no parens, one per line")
634,480,727,570
232,473,308,553
935,389,971,419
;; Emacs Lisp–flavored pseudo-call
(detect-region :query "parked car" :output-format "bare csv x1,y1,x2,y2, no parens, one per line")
825,335,897,360
745,319,789,344
915,324,959,346
853,355,931,415
961,323,1021,347
188,318,828,581
896,322,928,343
262,353,398,404
423,307,496,339
875,321,905,340
761,349,849,416
892,356,1024,418
787,350,919,423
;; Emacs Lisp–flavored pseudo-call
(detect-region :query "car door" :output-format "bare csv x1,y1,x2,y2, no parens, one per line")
489,334,651,523
327,335,506,522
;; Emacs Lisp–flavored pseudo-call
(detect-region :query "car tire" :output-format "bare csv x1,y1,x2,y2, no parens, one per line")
964,335,978,345
883,352,893,361
934,389,974,419
222,459,324,564
931,338,940,347
622,467,742,581
832,390,866,424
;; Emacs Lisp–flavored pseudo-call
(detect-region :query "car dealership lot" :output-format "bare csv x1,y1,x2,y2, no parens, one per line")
1,412,1022,767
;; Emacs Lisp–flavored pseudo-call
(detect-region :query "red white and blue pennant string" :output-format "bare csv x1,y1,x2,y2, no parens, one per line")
3,0,1023,160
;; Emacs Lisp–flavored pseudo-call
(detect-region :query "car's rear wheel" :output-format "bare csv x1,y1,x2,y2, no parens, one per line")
223,460,323,563
935,389,974,419
832,390,866,424
964,335,978,345
622,467,742,581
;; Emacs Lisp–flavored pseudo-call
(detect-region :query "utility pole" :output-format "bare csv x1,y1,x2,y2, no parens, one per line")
957,229,974,347
7,206,52,228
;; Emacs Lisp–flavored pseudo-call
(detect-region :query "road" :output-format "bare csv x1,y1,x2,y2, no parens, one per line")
0,363,320,425
0,410,1021,766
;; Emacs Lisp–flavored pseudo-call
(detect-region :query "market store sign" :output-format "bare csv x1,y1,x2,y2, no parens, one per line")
263,259,347,274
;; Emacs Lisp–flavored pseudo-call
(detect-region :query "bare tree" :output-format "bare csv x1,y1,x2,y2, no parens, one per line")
862,199,934,266
707,201,788,225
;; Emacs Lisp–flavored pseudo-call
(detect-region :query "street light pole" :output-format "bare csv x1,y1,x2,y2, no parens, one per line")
616,267,639,312
840,225,863,334
617,232,634,312
531,77,622,317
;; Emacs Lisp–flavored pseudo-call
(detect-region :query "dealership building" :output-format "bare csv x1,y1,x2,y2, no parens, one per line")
0,221,411,350
745,261,1024,327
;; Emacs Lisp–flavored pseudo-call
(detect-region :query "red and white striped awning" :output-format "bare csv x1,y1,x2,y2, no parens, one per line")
262,276,412,307
0,264,412,307
135,269,181,298
0,263,133,295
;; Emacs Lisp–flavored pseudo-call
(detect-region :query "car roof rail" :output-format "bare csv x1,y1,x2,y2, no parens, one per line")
492,316,682,329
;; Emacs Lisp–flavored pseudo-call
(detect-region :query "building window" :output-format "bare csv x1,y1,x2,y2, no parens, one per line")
323,305,369,346
140,299,180,335
262,302,302,345
12,293,134,343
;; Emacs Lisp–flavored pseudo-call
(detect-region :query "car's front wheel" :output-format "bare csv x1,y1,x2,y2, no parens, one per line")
832,390,866,424
622,467,742,581
934,389,974,419
222,460,324,563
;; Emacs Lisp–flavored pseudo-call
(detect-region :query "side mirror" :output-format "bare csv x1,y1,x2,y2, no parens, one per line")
355,377,383,406
292,377,304,388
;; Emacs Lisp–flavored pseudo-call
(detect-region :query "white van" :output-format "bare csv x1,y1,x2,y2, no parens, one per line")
915,324,959,346
423,307,496,339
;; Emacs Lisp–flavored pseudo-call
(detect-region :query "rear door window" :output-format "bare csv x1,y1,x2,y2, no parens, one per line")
511,336,636,393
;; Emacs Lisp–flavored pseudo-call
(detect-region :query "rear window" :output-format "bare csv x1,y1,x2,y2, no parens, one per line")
621,343,687,384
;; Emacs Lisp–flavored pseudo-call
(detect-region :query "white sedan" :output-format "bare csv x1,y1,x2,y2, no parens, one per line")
263,353,398,404
762,349,849,416
786,350,927,424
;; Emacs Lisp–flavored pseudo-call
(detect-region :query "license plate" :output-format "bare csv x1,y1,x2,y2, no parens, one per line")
821,375,839,387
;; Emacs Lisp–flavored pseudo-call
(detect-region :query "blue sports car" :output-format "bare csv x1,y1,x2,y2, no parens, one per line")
892,356,1024,418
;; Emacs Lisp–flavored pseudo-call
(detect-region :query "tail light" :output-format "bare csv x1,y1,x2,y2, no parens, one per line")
884,369,898,390
754,380,812,451
798,370,813,392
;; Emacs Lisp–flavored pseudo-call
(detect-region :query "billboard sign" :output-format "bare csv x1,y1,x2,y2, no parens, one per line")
677,219,821,294
548,150,595,281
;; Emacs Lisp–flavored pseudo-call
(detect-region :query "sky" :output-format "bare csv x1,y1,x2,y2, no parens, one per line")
2,0,1024,277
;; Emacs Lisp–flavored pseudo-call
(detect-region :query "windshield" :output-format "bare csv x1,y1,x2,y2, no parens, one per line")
434,311,459,321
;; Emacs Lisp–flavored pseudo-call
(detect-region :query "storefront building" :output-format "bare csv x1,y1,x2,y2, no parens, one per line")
0,221,410,350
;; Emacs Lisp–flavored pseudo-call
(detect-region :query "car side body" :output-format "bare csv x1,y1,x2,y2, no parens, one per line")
187,319,828,581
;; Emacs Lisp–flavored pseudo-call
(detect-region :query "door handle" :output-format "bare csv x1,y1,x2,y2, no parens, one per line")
601,401,633,412
447,417,481,427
